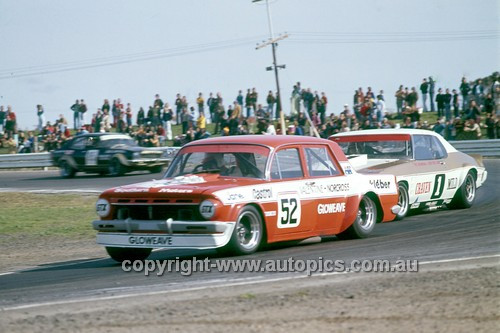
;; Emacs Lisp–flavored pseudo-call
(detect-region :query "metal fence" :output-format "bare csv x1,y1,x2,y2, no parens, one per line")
0,147,180,169
0,140,497,169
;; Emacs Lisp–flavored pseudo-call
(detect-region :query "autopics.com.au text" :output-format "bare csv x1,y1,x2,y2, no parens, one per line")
122,257,419,277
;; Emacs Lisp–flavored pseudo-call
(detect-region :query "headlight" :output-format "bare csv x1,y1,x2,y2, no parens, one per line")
96,198,111,218
132,152,141,159
199,200,216,219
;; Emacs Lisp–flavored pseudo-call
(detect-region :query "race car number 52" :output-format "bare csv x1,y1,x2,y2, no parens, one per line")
277,194,301,228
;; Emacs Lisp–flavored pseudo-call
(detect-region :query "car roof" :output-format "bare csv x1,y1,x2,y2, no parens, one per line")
184,135,335,149
331,129,457,152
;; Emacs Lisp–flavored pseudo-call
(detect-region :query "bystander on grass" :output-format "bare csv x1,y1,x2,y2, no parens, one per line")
0,193,97,238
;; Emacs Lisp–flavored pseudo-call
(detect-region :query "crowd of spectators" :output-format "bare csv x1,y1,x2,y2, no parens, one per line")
1,73,499,153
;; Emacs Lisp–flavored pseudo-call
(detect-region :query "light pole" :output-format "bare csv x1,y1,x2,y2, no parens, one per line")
253,0,288,134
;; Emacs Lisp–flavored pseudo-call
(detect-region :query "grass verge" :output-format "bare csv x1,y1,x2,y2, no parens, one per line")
0,193,98,238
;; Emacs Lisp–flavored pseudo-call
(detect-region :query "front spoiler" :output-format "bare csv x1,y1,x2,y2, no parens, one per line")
94,219,235,249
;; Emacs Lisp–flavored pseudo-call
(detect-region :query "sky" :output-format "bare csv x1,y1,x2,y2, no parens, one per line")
0,0,498,130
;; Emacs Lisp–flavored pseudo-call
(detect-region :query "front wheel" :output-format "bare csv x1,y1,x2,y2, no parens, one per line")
106,247,152,262
395,182,409,220
450,172,476,209
108,158,126,176
224,206,264,255
59,160,76,178
337,196,377,239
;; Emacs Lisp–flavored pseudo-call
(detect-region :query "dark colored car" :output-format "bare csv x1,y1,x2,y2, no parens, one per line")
51,133,177,178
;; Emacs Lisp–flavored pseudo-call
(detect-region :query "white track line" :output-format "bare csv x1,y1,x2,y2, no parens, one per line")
1,253,499,312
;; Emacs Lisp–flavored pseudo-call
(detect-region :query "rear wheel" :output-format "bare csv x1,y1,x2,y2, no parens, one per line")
105,247,152,262
59,160,76,178
450,172,476,209
108,158,125,176
224,206,263,255
395,182,409,220
337,196,377,239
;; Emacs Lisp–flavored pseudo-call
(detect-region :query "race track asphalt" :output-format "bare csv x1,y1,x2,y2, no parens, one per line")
0,160,498,309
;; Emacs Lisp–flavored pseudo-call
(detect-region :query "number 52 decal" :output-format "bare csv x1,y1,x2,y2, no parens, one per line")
277,193,301,228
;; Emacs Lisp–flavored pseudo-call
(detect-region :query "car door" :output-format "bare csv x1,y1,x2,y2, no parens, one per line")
269,146,311,236
302,145,347,233
409,134,450,205
69,136,87,168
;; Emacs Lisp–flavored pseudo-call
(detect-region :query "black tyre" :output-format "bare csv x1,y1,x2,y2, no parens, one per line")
450,172,476,209
337,196,377,239
105,247,152,262
59,160,76,178
225,206,264,255
395,182,409,220
150,165,163,174
108,158,125,176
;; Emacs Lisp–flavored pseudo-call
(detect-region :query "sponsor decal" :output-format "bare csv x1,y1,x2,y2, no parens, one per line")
253,188,273,200
227,193,244,201
343,165,353,175
369,179,391,189
413,161,441,166
277,194,301,228
129,236,173,245
264,211,277,217
158,188,193,193
115,188,149,193
300,181,350,195
317,202,346,215
415,182,431,195
447,177,458,190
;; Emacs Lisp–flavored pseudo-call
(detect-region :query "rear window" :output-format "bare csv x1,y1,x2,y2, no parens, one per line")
337,140,411,159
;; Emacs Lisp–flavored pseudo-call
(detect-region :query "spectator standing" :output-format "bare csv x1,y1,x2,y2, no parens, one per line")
80,99,88,126
70,99,80,130
136,107,145,126
162,105,173,140
460,77,471,110
429,76,436,112
125,103,133,127
395,85,405,114
196,111,206,132
376,95,385,123
0,106,5,134
174,93,183,124
436,88,445,119
244,89,252,118
485,113,496,139
36,105,45,132
153,94,164,111
443,89,452,121
5,106,17,137
466,100,481,123
207,92,216,124
101,110,111,132
484,93,494,115
452,89,460,118
181,108,190,134
236,90,244,111
196,93,204,115
102,99,110,115
472,79,484,106
420,78,429,112
266,90,276,119
249,88,258,117
407,87,419,108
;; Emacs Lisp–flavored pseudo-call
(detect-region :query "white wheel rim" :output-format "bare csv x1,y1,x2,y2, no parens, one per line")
236,210,260,251
358,197,376,231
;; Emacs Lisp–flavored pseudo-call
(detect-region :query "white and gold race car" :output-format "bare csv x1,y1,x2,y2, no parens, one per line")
330,129,487,220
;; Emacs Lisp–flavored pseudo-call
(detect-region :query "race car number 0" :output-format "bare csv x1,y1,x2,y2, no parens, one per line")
277,194,301,228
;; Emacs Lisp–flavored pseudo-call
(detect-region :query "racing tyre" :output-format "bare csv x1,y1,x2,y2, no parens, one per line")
225,206,263,255
337,196,377,240
109,158,125,176
450,172,476,209
59,160,76,178
105,247,152,262
395,182,409,220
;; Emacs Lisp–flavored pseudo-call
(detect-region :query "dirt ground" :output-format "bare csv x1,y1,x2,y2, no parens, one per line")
0,257,498,333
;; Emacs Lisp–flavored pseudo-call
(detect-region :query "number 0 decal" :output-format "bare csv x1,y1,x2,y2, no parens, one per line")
277,194,301,229
431,174,445,199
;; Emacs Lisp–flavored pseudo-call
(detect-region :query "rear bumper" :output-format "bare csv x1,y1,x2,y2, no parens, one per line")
93,219,235,249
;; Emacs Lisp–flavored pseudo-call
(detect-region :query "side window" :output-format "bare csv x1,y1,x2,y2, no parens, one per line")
271,148,304,180
71,137,86,149
413,135,434,160
431,137,447,159
305,147,339,177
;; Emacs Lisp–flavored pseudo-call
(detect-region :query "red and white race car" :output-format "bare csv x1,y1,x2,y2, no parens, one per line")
330,129,487,220
93,136,401,261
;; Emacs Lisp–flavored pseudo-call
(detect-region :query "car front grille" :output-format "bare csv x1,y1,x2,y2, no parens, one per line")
113,204,202,221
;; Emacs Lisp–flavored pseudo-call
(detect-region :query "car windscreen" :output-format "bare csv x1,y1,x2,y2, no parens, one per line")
337,140,411,159
165,145,269,179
